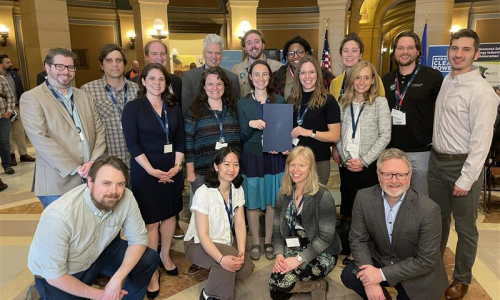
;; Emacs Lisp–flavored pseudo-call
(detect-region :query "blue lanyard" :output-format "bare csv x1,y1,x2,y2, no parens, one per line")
105,84,128,114
208,104,227,143
252,93,268,119
45,81,79,131
394,65,420,109
148,101,169,144
350,103,364,139
220,186,233,228
339,73,348,99
289,188,306,235
296,104,309,126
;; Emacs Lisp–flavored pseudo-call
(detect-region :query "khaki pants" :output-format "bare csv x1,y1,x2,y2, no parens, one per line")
184,239,254,300
10,106,28,156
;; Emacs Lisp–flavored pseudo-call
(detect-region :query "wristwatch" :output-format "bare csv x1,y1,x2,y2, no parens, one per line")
296,255,303,263
174,163,183,170
310,129,316,138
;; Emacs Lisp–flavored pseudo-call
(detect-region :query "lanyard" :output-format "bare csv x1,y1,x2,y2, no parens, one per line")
148,101,169,144
252,93,268,119
296,104,309,126
350,102,364,139
46,81,79,131
208,104,227,143
339,73,348,100
105,84,128,114
394,64,420,109
220,186,233,228
289,188,306,235
289,67,295,79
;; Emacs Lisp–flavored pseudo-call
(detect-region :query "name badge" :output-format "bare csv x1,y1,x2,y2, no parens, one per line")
292,138,300,146
391,109,404,119
391,110,406,126
164,144,173,153
215,142,228,150
285,237,301,248
347,143,358,152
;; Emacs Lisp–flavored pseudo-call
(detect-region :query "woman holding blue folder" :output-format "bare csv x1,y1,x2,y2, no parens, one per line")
237,60,287,261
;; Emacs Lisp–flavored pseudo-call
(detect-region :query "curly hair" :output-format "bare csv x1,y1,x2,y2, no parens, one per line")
137,63,177,106
247,60,276,102
204,147,243,188
188,67,237,119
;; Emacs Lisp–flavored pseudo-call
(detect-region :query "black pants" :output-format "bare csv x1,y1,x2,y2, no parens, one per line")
339,162,378,218
341,259,410,300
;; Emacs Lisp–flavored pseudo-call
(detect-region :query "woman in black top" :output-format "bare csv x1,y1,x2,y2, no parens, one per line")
289,57,341,185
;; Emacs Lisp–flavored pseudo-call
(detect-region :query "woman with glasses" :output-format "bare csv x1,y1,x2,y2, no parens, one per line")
122,63,185,298
335,60,391,264
237,60,287,261
288,56,340,185
272,36,312,100
269,146,341,300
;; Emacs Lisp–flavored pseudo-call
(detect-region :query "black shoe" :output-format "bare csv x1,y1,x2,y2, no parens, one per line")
166,266,179,276
146,270,160,299
10,154,17,166
0,179,7,192
342,256,353,265
188,263,203,275
199,288,220,300
20,154,36,162
4,166,14,175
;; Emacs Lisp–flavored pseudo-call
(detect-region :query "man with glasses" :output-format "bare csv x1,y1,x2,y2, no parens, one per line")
81,44,138,168
341,148,448,300
20,48,106,208
231,30,282,97
272,35,312,100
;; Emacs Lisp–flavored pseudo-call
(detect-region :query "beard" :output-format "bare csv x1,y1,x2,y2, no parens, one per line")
91,193,121,211
396,56,417,67
247,48,263,60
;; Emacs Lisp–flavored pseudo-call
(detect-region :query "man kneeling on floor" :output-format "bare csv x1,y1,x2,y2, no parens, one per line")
27,155,159,300
341,148,448,300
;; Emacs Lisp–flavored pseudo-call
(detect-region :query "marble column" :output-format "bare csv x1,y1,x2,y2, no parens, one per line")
226,0,259,50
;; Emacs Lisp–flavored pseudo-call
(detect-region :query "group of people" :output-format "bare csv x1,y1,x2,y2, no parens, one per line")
0,26,494,300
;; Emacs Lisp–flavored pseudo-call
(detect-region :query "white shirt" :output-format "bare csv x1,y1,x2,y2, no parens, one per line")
184,183,245,246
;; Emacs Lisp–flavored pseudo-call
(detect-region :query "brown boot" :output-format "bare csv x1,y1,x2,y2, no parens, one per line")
445,279,469,300
290,279,328,300
0,179,7,192
10,154,17,166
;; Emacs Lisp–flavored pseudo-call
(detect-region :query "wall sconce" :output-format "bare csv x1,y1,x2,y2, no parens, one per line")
450,25,460,36
381,47,388,55
150,18,168,40
127,31,136,49
0,24,9,47
171,48,179,55
237,20,251,39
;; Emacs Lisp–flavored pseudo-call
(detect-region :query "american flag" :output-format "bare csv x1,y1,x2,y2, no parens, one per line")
321,29,331,71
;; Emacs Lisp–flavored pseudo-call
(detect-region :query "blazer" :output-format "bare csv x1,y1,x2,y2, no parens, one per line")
273,186,342,264
9,70,25,103
20,83,106,196
181,66,240,115
336,96,391,166
350,185,448,300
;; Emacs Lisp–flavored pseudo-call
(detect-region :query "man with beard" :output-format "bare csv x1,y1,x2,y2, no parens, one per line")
81,44,139,168
181,34,239,113
28,155,158,300
20,48,106,208
231,29,282,97
428,29,499,300
341,148,448,300
0,54,36,166
382,32,443,195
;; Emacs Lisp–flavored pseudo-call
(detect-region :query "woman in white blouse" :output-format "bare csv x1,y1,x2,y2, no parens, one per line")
184,147,254,300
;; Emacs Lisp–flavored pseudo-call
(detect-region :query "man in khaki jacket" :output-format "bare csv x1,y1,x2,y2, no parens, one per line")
21,48,105,208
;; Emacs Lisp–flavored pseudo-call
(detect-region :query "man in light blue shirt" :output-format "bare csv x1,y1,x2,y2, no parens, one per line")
341,148,448,300
28,155,158,300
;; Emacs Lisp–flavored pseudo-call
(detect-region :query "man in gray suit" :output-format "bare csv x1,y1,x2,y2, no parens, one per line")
341,148,447,300
181,34,239,114
21,48,106,208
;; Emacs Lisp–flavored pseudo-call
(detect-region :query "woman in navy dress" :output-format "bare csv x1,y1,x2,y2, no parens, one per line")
122,63,185,298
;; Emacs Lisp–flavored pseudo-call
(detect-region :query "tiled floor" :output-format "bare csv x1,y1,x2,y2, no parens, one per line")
1,147,499,300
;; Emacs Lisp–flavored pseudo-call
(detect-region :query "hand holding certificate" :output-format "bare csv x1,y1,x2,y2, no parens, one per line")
263,103,293,152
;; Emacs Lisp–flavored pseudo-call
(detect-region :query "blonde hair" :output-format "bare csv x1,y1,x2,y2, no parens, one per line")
339,60,380,109
280,146,322,196
288,56,328,110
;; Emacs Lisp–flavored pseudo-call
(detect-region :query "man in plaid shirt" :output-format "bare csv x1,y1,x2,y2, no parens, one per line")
0,75,15,175
81,44,139,168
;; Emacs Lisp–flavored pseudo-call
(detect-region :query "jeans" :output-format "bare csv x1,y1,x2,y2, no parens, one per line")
34,236,159,300
0,117,11,168
37,196,62,209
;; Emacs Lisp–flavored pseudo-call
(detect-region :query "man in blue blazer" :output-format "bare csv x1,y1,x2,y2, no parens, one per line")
0,54,35,165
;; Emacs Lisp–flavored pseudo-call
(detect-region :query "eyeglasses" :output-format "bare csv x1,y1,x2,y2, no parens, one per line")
287,49,306,58
379,172,409,180
50,63,77,72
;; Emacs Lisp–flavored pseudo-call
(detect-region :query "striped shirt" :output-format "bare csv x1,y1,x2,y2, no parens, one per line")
81,76,139,168
185,107,241,175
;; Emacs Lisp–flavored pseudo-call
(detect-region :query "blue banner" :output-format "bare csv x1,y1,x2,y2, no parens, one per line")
220,50,243,71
